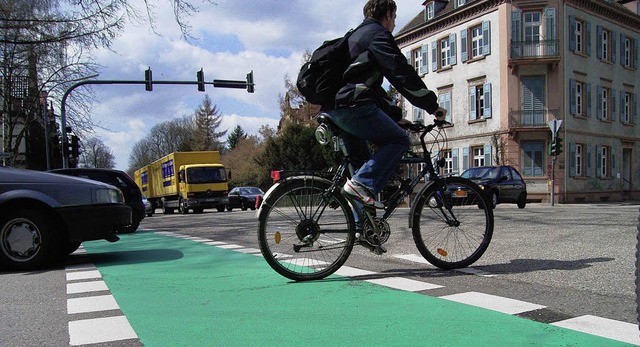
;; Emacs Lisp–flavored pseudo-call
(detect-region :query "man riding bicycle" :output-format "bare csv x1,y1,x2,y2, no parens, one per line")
326,0,448,209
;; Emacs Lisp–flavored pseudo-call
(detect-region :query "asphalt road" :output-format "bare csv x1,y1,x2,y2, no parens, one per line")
1,202,638,346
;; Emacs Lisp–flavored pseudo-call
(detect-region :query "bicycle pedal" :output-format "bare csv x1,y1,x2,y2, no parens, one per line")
357,240,387,255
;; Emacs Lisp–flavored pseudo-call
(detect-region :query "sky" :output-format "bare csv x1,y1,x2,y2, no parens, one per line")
87,0,425,171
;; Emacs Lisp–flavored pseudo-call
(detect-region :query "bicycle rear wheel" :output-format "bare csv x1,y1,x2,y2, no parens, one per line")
412,176,494,269
258,177,356,281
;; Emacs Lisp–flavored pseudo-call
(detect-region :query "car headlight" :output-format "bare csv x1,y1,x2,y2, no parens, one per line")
94,187,124,204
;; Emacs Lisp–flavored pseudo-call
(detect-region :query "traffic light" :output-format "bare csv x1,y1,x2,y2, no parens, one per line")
145,68,153,91
70,135,80,158
549,137,563,156
197,69,205,92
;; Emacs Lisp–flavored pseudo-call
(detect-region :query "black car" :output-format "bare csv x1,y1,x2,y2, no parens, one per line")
50,168,145,232
460,165,527,209
227,186,264,211
0,167,130,270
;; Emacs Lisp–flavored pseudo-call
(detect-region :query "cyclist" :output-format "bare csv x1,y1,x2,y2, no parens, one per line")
327,0,447,209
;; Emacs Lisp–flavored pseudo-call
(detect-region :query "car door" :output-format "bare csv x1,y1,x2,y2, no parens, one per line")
498,166,515,202
509,167,526,198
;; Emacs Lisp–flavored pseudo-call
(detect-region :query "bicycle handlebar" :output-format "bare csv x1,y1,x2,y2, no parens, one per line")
402,118,451,133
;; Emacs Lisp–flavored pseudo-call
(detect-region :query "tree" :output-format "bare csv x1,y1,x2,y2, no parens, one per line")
79,137,115,168
190,94,226,152
227,125,247,150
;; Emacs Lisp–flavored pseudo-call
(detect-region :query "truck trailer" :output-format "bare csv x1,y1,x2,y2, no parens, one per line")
134,151,229,214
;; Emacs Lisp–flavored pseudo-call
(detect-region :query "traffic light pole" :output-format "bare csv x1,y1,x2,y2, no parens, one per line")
60,70,255,168
551,157,556,206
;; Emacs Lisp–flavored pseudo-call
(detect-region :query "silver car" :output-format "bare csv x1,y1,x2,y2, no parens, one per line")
0,167,131,271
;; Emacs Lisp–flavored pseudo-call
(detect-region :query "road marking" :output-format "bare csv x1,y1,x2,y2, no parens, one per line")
216,244,245,249
67,280,109,294
66,270,102,281
234,247,262,254
68,316,138,346
67,295,120,314
551,315,640,345
367,277,444,292
440,292,546,315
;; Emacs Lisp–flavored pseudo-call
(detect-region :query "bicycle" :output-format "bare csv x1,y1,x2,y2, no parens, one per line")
257,113,494,281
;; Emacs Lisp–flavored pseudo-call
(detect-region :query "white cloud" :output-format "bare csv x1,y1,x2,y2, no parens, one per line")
88,1,425,170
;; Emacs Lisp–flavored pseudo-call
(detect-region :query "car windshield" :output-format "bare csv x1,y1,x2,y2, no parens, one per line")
461,167,500,179
240,187,263,195
186,167,227,184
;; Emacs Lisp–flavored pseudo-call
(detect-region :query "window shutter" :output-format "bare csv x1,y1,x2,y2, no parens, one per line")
569,79,577,115
545,7,556,42
596,25,602,59
595,144,602,177
611,146,616,170
482,21,491,55
511,10,521,57
611,89,617,122
460,29,468,62
596,85,602,119
462,147,469,171
484,144,492,165
483,83,492,118
469,86,476,120
449,33,457,65
634,93,638,124
586,21,592,56
586,144,592,177
569,142,576,177
620,33,625,65
419,44,428,75
634,38,638,69
586,83,592,117
569,16,576,52
612,31,617,63
621,90,625,122
431,41,437,71
452,148,459,174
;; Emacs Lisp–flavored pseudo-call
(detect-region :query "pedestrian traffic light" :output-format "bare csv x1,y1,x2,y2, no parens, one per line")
197,69,205,92
145,68,153,91
70,135,80,158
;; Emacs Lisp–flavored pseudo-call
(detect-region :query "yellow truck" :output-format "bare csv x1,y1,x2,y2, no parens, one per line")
134,151,229,214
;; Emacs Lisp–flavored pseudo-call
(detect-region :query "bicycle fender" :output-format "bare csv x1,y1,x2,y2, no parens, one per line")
408,180,438,228
256,175,333,217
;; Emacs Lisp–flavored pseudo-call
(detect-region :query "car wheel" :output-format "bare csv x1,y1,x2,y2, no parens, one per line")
226,205,233,212
217,206,225,212
178,198,189,214
241,202,248,211
490,191,498,209
517,193,527,209
118,212,141,234
0,208,61,271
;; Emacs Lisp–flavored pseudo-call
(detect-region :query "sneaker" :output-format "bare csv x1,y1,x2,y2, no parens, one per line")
342,179,384,209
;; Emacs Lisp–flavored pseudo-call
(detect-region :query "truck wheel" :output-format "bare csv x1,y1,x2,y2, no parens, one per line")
217,206,225,212
162,202,174,215
178,198,189,214
0,208,61,271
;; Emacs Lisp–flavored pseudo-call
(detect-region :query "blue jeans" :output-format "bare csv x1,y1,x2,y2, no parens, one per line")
327,104,410,194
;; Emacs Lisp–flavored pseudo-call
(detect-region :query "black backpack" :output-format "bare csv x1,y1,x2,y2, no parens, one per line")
296,26,362,106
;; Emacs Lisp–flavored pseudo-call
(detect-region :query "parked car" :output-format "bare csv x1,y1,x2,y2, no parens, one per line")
460,165,527,209
227,186,264,211
143,194,153,217
0,167,131,271
50,168,145,233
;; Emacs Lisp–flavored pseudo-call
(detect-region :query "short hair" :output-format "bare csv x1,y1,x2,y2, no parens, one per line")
363,0,397,20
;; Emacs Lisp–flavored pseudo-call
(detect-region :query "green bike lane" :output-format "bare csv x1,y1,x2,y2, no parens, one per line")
80,230,633,346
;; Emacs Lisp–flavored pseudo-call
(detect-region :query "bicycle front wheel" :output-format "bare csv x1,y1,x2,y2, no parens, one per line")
412,176,494,269
258,177,356,281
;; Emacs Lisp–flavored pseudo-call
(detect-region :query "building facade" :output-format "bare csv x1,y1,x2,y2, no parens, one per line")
396,0,640,203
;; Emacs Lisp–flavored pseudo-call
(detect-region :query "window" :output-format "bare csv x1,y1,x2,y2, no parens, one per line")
471,25,483,58
575,19,583,53
597,26,612,62
438,91,452,123
524,12,541,49
472,146,485,167
575,143,584,176
407,45,428,75
570,79,591,117
413,106,423,123
624,36,632,67
597,86,611,121
431,34,456,71
440,38,451,68
522,76,545,126
569,16,591,55
457,0,466,7
461,21,491,62
522,141,544,177
426,2,434,20
575,81,584,115
442,150,453,175
597,145,610,178
469,83,492,121
621,35,636,69
620,91,635,124
413,49,421,73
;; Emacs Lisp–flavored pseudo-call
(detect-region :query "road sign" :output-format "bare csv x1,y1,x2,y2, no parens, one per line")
547,120,563,139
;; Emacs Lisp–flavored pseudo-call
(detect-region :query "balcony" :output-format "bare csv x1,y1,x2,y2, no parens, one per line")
509,40,561,69
509,109,560,129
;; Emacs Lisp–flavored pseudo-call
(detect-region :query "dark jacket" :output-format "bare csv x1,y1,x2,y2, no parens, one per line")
335,18,439,121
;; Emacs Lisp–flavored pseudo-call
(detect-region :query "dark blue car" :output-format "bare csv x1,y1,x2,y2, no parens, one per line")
460,165,527,209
